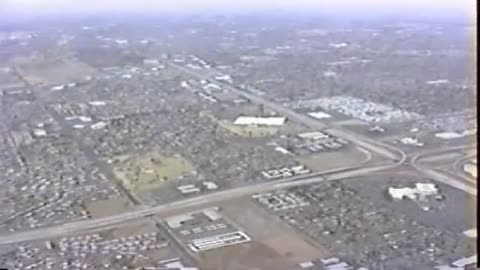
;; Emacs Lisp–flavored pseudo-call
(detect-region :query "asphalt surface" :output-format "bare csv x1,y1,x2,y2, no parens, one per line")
410,145,477,195
0,163,394,244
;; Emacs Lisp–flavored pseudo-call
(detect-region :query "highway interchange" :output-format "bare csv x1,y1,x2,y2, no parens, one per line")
0,60,476,246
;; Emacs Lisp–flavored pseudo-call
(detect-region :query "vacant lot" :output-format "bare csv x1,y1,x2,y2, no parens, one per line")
83,196,132,218
296,146,369,172
112,153,194,192
222,200,328,266
13,54,95,85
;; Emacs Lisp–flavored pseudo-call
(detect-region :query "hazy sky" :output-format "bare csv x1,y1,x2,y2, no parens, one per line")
1,0,474,16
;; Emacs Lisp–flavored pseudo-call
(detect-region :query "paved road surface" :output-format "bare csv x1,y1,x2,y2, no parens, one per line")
410,145,477,195
0,163,393,244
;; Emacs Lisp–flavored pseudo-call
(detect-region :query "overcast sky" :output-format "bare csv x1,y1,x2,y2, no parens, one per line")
1,0,474,17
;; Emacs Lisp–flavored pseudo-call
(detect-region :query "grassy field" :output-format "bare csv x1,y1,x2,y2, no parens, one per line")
112,153,194,192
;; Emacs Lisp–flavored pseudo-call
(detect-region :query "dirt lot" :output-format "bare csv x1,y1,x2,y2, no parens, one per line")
221,200,328,266
83,196,132,218
296,146,369,172
197,241,295,270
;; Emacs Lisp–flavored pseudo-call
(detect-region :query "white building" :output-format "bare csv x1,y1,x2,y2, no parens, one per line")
388,187,417,200
233,116,287,126
388,183,438,200
307,111,332,119
202,181,219,190
297,131,330,141
90,121,107,130
464,160,477,178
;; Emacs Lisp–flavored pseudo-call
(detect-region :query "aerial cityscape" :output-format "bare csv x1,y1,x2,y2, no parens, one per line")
0,2,477,269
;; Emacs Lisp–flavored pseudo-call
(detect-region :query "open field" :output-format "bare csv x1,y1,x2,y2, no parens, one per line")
221,199,328,267
296,146,369,172
198,241,295,270
83,196,133,218
112,153,195,192
13,54,95,85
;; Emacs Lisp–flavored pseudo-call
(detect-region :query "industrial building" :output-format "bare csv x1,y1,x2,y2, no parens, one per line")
233,116,287,126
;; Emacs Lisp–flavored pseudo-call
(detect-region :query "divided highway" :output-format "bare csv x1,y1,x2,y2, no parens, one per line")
0,163,394,244
161,59,408,164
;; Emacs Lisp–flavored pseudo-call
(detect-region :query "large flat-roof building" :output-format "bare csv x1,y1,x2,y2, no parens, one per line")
233,116,287,126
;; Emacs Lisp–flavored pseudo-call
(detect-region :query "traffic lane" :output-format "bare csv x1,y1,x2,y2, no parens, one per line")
0,164,394,245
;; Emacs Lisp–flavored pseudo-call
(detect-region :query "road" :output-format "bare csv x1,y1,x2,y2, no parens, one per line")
410,145,477,195
452,152,477,180
0,60,476,246
0,163,394,244
160,59,407,164
165,59,476,196
410,145,476,165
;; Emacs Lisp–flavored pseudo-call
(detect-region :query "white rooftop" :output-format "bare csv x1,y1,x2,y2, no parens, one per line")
203,207,222,221
388,183,438,201
299,261,314,268
463,228,477,238
308,111,332,119
452,255,477,267
298,131,330,140
233,116,286,126
91,121,107,130
166,214,193,229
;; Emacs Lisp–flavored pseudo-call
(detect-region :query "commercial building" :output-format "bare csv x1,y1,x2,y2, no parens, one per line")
233,116,287,126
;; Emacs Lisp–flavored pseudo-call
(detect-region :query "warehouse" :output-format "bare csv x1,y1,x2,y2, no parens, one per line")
233,116,287,126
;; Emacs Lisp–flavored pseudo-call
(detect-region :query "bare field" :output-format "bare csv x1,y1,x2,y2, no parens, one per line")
296,146,369,172
13,54,95,85
221,200,329,266
198,241,294,270
262,234,322,263
112,153,194,192
83,196,132,218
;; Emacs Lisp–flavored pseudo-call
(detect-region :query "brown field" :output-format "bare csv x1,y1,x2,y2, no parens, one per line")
221,200,330,266
83,196,132,218
296,146,369,172
198,241,295,270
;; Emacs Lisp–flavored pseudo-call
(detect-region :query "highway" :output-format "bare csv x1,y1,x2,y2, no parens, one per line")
410,145,477,196
163,59,477,197
0,163,394,244
0,60,476,246
160,59,408,164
